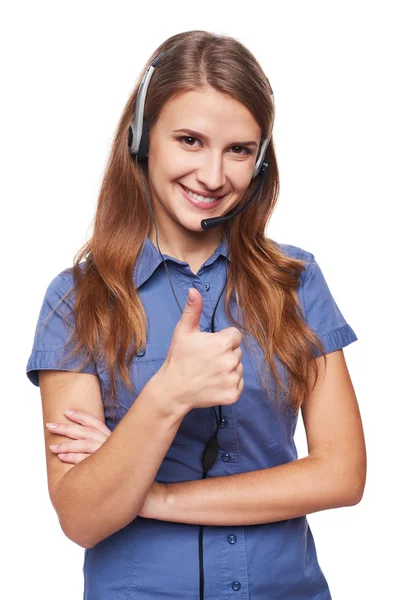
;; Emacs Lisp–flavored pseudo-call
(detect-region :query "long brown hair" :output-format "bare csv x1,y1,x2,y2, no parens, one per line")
55,30,326,419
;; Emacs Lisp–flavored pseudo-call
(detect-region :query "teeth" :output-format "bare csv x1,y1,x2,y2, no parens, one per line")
183,185,221,203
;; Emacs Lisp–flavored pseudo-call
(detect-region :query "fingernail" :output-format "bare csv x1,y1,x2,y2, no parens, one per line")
46,423,58,428
50,445,59,450
64,410,75,415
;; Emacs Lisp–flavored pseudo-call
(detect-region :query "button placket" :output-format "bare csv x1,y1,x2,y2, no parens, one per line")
218,520,248,596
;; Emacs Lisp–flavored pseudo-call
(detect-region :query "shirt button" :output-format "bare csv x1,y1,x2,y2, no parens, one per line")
136,347,146,357
204,282,210,291
231,581,241,591
204,327,212,332
222,453,232,462
228,534,237,544
220,418,228,428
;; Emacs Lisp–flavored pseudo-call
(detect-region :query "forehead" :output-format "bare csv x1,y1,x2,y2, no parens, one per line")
158,88,261,139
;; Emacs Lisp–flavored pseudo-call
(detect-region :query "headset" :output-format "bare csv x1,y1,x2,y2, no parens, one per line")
128,48,275,600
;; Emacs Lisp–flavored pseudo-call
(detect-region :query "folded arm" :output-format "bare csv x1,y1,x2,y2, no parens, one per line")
157,350,367,526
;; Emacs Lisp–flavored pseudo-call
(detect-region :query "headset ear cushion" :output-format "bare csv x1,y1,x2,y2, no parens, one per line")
138,118,150,161
128,126,133,150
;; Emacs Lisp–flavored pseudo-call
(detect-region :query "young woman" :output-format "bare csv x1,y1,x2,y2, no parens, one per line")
26,30,366,600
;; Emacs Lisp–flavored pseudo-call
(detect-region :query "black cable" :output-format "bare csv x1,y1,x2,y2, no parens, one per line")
197,224,232,598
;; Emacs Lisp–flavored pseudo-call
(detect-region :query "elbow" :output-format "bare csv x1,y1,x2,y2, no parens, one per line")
344,477,366,506
56,511,97,549
56,505,140,549
319,452,367,508
341,463,367,507
343,488,364,507
61,521,94,549
50,485,97,549
330,444,367,507
350,449,367,505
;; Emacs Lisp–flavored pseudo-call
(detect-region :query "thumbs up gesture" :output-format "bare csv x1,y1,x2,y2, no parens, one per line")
158,287,244,416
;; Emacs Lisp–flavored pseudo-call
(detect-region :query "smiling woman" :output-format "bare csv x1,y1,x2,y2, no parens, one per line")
26,29,365,600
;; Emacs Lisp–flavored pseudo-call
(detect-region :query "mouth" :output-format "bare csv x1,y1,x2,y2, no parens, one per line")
178,183,226,210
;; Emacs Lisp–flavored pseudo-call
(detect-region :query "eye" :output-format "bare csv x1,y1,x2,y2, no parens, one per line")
178,136,254,156
178,136,200,148
230,145,254,156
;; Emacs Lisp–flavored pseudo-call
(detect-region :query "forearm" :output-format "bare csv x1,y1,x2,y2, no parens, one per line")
162,455,359,526
52,369,186,548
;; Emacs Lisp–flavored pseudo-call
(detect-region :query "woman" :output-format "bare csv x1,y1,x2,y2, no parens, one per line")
26,30,366,599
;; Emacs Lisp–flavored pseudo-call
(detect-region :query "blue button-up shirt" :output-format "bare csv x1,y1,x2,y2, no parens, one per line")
26,236,358,599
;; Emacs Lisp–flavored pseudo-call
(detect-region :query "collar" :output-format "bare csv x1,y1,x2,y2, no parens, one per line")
133,236,231,289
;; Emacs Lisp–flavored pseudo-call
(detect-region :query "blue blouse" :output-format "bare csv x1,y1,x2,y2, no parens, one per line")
26,236,358,599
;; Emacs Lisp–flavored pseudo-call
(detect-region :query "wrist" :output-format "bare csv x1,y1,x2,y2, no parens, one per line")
145,366,189,423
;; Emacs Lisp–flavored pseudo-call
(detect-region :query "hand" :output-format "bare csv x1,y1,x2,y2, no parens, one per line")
47,409,111,463
160,287,244,414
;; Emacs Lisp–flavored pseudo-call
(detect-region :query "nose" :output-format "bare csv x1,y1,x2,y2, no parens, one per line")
196,151,227,193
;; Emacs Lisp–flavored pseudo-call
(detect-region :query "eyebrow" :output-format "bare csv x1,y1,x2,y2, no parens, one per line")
172,128,259,148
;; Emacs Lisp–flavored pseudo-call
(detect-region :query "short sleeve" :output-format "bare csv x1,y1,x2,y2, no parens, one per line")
299,252,358,356
26,271,97,387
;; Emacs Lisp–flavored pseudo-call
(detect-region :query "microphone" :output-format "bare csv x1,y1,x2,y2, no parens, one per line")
200,161,269,231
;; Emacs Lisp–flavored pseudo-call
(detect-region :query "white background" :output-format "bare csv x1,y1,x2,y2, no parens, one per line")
3,1,398,598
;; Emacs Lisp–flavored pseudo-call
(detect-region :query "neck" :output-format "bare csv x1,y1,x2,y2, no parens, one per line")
148,230,223,264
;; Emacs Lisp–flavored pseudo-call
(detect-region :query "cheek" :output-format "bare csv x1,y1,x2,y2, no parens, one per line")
151,152,188,187
232,172,253,196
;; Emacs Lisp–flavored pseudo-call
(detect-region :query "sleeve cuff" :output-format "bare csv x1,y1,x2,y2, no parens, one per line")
26,350,97,387
314,323,358,357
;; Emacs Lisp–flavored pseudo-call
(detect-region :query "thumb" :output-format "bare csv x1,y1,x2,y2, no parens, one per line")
177,287,203,334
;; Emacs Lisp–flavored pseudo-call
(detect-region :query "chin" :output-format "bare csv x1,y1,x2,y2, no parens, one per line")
176,215,208,232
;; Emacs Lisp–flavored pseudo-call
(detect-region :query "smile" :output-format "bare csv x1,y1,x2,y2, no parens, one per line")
180,183,225,202
178,183,226,210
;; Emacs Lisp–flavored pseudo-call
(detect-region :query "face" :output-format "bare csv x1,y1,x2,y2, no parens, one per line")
146,87,262,250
